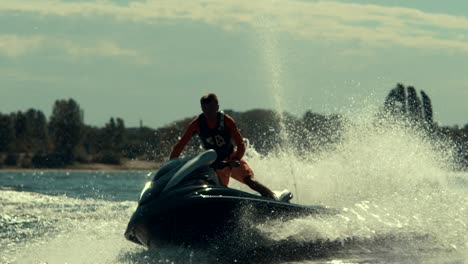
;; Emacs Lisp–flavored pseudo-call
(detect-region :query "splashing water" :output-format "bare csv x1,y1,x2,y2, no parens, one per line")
230,110,468,262
0,190,134,263
247,5,467,260
0,188,219,264
254,6,303,202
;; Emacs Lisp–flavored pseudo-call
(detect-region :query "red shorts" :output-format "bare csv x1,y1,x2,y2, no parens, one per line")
215,159,254,187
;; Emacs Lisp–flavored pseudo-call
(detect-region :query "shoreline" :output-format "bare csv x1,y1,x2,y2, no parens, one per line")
0,159,162,172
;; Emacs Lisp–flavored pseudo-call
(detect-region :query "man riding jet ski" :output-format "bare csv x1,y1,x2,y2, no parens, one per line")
124,150,331,248
170,93,277,200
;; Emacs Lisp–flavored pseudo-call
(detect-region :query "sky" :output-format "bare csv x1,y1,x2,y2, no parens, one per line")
1,0,467,128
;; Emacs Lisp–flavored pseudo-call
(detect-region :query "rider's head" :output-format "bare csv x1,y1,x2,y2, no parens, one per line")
200,93,219,119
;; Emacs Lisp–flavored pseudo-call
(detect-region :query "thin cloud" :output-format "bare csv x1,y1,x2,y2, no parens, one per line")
0,35,45,57
59,40,150,64
0,34,149,63
1,1,468,52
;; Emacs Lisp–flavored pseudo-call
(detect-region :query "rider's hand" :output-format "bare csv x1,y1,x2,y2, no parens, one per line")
229,159,241,168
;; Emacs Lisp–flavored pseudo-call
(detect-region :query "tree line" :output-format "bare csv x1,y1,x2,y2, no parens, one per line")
0,98,342,168
0,85,466,170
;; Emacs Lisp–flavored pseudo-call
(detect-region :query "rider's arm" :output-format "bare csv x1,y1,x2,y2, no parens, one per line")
169,118,198,159
225,115,246,160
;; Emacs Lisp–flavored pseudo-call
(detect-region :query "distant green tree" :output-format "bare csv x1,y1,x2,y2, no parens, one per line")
98,117,125,150
101,117,117,151
237,109,281,154
155,117,197,160
12,111,29,152
139,126,164,160
14,111,27,136
302,111,342,153
395,83,407,114
115,118,126,148
384,88,397,115
0,113,15,152
49,99,84,164
383,84,434,128
407,86,422,122
80,117,127,164
82,125,100,154
384,83,406,117
25,109,48,153
420,90,433,129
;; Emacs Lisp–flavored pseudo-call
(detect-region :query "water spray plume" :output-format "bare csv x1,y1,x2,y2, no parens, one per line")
254,7,300,201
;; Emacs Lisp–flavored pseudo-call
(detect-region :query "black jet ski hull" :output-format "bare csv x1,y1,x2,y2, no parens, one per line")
125,187,329,248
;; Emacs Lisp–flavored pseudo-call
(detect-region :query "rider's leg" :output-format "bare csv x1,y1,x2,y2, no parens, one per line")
243,176,277,200
230,159,277,200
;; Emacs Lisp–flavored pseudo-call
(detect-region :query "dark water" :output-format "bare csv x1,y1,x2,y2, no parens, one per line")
0,170,148,201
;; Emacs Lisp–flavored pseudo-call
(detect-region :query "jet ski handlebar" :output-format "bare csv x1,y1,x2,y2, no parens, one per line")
210,159,241,170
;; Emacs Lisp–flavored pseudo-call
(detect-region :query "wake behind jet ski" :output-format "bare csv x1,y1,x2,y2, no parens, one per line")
124,150,332,248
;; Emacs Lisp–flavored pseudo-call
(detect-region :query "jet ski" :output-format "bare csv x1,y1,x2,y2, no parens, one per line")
124,150,331,248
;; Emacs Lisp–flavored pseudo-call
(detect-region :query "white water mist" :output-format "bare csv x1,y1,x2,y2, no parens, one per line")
237,107,467,256
253,5,302,200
